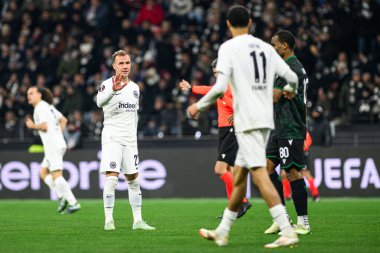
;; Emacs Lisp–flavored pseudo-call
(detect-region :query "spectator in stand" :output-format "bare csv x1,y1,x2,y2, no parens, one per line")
168,0,193,29
57,51,80,79
308,106,332,146
0,0,380,141
84,0,110,33
0,111,19,139
87,110,103,140
177,51,193,82
52,85,64,109
354,71,375,122
60,85,83,116
143,119,160,137
160,101,177,136
5,73,19,97
371,72,380,122
82,85,98,120
124,0,145,20
340,69,361,123
134,0,164,27
64,110,85,150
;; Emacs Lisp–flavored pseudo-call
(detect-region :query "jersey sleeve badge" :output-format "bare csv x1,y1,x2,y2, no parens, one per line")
98,85,105,92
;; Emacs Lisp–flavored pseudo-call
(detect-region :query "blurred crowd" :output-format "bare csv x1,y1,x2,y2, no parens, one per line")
0,0,379,148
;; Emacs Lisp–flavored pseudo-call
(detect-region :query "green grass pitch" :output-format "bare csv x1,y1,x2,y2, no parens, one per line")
1,198,379,253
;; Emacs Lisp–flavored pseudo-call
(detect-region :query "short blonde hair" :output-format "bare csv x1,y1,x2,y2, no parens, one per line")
112,50,128,64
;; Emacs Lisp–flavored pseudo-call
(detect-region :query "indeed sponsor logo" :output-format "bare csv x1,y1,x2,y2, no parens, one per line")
118,102,136,109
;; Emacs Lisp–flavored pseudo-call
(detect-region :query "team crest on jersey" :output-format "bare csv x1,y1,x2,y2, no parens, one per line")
98,85,105,92
133,90,138,98
110,162,116,169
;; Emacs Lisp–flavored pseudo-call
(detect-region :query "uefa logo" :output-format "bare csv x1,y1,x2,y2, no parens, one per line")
133,90,138,98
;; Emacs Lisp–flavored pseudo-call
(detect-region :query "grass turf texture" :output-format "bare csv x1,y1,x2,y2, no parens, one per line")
0,198,379,253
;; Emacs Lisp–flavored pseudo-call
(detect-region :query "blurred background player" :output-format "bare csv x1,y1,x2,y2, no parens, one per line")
178,58,251,218
188,6,300,248
97,50,155,231
265,30,310,235
26,87,81,214
282,131,320,202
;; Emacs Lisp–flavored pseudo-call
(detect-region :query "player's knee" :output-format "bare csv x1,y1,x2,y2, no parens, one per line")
214,162,228,175
266,158,277,172
127,177,140,189
105,175,118,187
233,172,247,186
106,171,119,177
214,167,222,176
251,168,269,187
303,170,311,178
287,168,302,181
39,168,48,179
251,174,263,188
266,166,276,175
125,172,138,181
51,170,63,180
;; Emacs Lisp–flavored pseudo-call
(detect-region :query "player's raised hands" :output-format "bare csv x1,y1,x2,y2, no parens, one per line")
112,74,128,91
178,79,191,91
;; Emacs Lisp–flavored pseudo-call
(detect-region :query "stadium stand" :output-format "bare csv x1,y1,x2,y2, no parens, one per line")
0,0,379,148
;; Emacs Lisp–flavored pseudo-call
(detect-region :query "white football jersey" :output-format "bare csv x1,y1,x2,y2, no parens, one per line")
97,77,139,146
197,34,298,133
33,100,66,151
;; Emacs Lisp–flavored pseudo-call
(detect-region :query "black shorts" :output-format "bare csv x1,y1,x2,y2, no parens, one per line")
266,136,305,172
217,126,238,166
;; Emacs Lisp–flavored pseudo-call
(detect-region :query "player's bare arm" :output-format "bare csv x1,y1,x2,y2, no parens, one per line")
194,72,228,114
187,103,200,119
188,91,223,120
59,116,68,131
25,118,47,131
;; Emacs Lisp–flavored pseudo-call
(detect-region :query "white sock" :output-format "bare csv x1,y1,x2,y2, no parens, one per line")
55,176,77,206
215,208,237,237
128,177,142,223
298,215,310,228
104,176,118,222
269,204,294,236
44,174,63,199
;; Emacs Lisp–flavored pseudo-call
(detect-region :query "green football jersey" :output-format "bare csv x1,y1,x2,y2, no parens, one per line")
273,55,307,139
